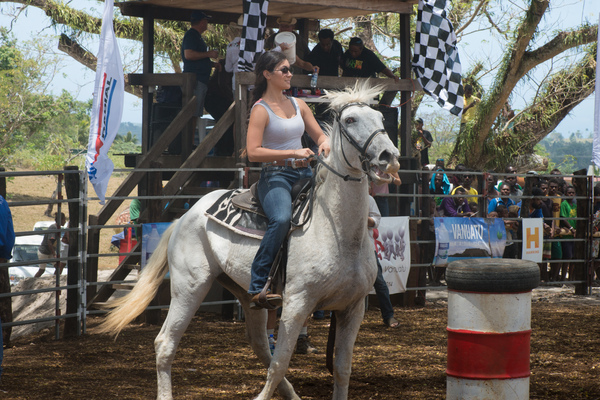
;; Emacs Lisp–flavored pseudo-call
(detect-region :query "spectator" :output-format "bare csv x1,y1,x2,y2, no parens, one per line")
460,84,480,133
368,189,399,328
503,205,520,258
35,212,66,278
224,15,243,89
547,178,563,281
559,185,577,280
439,187,473,217
305,29,344,124
431,171,451,207
181,10,221,128
413,117,433,167
451,169,478,197
487,183,515,214
484,171,499,213
341,37,399,83
264,14,313,74
305,29,343,77
498,165,523,200
0,194,15,381
369,171,402,217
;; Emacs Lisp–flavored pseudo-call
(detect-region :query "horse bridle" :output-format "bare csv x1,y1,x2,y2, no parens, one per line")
313,102,388,182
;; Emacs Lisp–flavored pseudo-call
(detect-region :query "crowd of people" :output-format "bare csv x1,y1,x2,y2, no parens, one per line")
426,163,594,283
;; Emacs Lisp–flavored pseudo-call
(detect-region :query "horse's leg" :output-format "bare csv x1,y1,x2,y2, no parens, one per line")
252,299,312,400
218,278,301,400
331,299,366,400
154,275,215,400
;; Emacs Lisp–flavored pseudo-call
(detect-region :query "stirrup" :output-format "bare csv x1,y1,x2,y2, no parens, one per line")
249,277,281,310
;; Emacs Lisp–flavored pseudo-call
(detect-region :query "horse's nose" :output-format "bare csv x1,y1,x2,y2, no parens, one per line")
378,150,400,173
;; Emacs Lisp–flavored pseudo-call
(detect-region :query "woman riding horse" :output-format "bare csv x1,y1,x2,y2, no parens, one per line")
246,51,330,309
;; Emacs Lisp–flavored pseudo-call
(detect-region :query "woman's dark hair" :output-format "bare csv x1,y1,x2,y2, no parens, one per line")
251,51,288,104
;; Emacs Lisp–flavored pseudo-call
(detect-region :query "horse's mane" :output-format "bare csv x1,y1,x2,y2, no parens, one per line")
323,80,385,113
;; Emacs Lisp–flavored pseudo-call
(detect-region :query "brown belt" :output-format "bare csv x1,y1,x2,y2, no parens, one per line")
268,159,310,169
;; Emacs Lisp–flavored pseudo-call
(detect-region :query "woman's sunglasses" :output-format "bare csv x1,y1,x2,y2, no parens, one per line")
274,66,293,75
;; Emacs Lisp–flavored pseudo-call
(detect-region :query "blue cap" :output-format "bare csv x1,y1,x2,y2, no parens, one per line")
191,10,211,22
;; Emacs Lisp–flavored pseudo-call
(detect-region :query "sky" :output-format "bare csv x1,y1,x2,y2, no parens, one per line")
0,0,598,134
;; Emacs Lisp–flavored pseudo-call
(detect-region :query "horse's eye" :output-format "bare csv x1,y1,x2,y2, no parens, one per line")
345,117,355,124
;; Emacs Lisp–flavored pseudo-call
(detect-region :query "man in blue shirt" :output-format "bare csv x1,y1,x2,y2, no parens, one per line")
181,10,220,120
0,194,15,383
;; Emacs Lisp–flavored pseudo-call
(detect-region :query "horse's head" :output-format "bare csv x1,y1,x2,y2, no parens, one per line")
324,82,400,183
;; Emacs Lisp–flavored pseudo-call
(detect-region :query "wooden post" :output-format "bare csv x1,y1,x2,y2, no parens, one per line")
145,161,164,325
0,167,12,346
572,169,589,295
64,166,81,337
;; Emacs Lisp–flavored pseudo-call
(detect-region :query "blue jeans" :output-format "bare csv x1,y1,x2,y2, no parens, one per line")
248,166,312,294
374,196,390,217
373,254,394,321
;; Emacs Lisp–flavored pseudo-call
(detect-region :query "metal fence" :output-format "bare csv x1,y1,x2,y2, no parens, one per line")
1,166,597,341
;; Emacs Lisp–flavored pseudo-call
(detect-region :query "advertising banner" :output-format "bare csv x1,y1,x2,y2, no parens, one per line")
434,217,506,266
370,216,411,294
521,218,544,263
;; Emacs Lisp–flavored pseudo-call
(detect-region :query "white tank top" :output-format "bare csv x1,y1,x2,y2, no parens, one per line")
253,97,304,152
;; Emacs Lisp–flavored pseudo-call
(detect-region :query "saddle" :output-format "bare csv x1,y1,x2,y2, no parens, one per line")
205,178,314,307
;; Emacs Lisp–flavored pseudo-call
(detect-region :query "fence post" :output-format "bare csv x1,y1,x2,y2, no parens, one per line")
572,169,589,295
64,166,81,337
0,167,12,346
145,161,164,325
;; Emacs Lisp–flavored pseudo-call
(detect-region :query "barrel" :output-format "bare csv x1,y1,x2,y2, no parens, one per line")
446,259,540,399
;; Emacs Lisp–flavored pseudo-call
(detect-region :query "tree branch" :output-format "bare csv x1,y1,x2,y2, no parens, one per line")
57,34,143,98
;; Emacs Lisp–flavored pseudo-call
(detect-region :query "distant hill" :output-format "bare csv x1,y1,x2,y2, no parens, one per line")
539,136,593,173
118,122,142,143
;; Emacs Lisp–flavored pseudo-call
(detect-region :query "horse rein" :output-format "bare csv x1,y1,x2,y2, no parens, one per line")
336,102,387,175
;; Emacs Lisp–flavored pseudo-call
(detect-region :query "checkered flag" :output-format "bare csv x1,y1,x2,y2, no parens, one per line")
412,0,464,115
237,0,269,72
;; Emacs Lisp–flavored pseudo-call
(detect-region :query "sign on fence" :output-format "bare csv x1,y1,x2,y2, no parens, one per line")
370,216,411,294
434,217,506,266
521,218,544,263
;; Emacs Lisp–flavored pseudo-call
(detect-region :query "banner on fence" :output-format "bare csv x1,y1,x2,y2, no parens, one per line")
369,216,411,294
521,218,543,263
434,217,506,266
142,223,172,269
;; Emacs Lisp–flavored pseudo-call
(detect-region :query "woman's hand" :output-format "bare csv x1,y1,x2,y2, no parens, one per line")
294,148,314,159
318,138,331,157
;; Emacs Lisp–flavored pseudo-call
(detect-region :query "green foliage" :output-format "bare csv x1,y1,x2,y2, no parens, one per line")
539,133,592,174
0,31,91,169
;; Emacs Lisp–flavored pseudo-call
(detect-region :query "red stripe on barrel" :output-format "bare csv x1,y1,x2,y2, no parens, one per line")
446,329,531,379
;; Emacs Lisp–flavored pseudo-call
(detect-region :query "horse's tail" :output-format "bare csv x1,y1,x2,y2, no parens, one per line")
96,220,178,337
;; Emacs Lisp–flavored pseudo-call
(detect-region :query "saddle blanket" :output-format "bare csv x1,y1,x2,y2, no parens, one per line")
205,189,267,240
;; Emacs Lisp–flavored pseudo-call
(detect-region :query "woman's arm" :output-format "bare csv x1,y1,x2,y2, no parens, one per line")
246,105,303,162
297,98,331,157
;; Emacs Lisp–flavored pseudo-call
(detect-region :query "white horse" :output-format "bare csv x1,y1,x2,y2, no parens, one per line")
99,82,400,400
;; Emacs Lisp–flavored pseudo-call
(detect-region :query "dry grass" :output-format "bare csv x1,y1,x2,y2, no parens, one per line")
6,170,130,270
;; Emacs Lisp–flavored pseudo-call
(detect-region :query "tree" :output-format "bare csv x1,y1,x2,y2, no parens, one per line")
445,0,597,170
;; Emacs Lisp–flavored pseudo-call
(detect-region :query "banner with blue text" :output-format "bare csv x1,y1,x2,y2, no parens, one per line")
434,217,506,266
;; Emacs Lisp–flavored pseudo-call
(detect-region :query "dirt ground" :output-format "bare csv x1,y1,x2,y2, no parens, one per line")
1,289,600,400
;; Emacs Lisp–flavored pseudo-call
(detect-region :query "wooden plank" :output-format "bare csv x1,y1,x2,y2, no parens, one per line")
128,72,196,87
159,104,236,198
94,97,196,226
236,72,419,92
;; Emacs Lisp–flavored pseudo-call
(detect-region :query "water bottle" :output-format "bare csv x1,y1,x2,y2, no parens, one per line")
268,334,275,355
310,67,318,90
436,219,450,265
146,224,160,264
